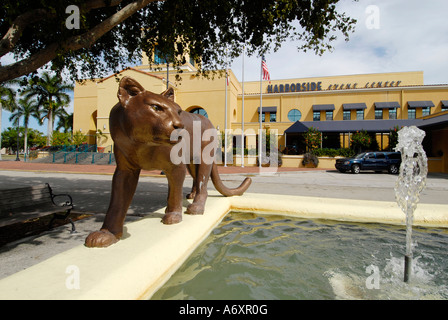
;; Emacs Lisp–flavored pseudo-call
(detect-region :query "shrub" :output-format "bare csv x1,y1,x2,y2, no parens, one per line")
302,152,319,167
313,148,338,157
350,130,371,153
389,125,400,151
312,148,355,158
338,148,356,158
51,131,71,146
303,127,322,152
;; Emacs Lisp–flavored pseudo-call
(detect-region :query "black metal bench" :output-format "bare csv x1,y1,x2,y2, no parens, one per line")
0,183,75,232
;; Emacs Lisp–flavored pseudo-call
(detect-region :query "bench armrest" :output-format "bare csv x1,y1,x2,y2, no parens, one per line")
46,183,73,208
51,193,73,207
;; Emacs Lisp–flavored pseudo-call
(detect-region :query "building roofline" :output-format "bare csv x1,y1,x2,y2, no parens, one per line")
244,70,425,85
97,67,166,83
284,119,422,134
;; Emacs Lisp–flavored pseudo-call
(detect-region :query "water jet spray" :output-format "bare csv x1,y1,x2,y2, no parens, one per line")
394,126,427,283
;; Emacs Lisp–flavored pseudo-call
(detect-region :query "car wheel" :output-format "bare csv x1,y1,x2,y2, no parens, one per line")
351,164,360,174
389,164,399,174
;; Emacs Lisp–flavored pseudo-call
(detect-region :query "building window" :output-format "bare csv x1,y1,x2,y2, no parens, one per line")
287,109,301,122
326,111,333,121
262,113,265,122
190,107,208,118
154,48,167,65
313,111,320,121
343,110,351,120
389,109,397,120
422,107,431,117
269,113,276,122
375,109,383,120
408,109,416,119
356,110,364,120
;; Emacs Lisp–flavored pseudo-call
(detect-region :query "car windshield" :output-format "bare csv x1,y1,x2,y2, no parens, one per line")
355,153,366,159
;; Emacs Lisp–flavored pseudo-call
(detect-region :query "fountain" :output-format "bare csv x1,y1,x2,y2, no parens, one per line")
394,126,428,282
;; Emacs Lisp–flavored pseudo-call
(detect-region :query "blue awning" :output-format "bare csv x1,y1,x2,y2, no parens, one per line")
343,103,367,110
407,101,435,108
285,119,422,134
258,107,277,113
312,104,335,111
418,113,448,128
375,102,400,109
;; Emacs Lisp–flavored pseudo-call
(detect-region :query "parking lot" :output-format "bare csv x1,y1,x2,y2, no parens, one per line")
235,170,448,205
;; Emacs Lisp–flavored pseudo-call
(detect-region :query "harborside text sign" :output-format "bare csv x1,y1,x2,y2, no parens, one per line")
267,82,322,93
267,80,402,94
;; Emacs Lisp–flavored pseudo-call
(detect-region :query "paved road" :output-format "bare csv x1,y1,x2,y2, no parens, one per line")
0,164,447,279
243,170,448,204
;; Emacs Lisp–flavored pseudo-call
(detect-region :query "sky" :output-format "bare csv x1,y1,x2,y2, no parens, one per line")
230,0,448,84
2,0,448,134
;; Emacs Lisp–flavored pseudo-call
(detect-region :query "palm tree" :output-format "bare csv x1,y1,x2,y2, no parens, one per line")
56,112,74,133
22,72,73,146
40,99,71,134
0,80,18,160
9,97,41,156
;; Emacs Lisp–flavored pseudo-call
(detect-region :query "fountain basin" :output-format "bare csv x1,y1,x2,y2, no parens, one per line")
0,192,447,300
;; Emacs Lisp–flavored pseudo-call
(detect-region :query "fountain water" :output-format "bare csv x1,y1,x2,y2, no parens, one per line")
394,126,428,282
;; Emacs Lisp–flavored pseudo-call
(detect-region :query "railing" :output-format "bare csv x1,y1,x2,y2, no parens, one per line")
29,144,116,165
91,152,115,164
51,144,98,164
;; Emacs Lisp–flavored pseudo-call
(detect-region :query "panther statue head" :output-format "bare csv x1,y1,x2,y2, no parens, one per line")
116,76,184,146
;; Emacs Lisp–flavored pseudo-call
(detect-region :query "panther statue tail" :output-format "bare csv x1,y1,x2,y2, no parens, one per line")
210,163,252,196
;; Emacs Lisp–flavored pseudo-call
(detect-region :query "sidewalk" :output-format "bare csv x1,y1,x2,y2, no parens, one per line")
0,160,323,176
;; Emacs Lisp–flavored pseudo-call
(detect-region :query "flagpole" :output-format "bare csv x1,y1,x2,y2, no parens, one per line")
224,54,228,167
241,45,245,168
259,57,263,169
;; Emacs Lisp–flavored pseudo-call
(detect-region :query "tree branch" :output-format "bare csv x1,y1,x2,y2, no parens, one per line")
65,0,158,51
0,0,164,83
82,0,124,10
0,0,124,58
0,9,55,57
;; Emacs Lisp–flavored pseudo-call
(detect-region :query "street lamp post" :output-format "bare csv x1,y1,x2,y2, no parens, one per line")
15,118,21,161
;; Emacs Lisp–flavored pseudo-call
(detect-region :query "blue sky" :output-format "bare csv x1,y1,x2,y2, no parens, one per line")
2,0,448,134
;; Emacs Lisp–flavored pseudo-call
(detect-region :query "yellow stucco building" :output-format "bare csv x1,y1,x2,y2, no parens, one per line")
73,57,448,173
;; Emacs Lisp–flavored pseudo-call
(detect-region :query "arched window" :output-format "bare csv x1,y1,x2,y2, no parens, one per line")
190,107,208,118
288,109,301,122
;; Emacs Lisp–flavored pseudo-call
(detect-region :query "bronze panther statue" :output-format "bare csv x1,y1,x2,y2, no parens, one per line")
85,77,251,248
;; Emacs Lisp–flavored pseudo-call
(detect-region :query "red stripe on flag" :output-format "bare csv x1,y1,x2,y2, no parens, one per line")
262,58,270,82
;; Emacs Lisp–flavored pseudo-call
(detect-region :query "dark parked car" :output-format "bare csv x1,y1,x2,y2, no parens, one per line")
335,152,401,174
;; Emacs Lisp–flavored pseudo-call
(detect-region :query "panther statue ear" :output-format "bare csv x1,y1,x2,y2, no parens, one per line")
118,77,145,106
161,87,175,101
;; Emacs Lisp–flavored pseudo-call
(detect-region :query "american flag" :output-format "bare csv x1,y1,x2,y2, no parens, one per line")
262,56,270,82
